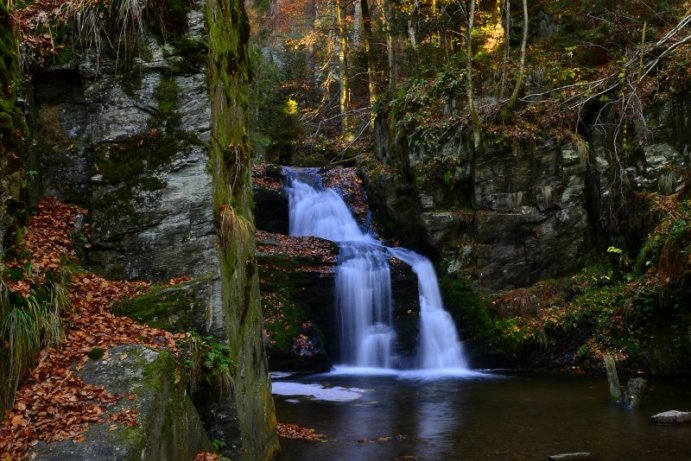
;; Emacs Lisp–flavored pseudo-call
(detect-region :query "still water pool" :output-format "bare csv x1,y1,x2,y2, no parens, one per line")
274,370,691,461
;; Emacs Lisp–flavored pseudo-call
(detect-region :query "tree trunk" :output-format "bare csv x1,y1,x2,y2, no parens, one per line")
353,0,362,48
383,0,396,90
506,0,528,111
269,0,280,32
499,0,509,99
362,0,378,126
336,0,353,139
466,0,481,148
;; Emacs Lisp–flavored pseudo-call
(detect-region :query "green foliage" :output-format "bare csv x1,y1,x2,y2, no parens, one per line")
200,336,233,391
388,63,477,156
210,438,227,452
623,286,690,374
635,198,690,276
88,347,106,360
439,276,500,355
248,45,304,163
0,278,71,406
155,76,180,118
0,1,26,155
184,333,234,395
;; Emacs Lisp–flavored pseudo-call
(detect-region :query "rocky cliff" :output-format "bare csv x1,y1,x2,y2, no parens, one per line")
1,0,278,458
363,94,689,292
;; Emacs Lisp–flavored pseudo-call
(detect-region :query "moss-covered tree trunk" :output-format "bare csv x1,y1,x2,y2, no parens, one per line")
205,0,280,459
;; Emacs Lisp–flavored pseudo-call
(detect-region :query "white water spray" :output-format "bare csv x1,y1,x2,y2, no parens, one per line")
285,168,468,371
387,248,468,369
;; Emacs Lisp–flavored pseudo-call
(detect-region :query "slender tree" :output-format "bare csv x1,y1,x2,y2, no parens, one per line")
361,0,378,125
466,0,481,148
335,0,353,139
382,0,396,90
499,0,510,99
505,0,528,111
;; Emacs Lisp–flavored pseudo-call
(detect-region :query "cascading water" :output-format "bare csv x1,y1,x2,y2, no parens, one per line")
285,168,468,371
386,248,468,369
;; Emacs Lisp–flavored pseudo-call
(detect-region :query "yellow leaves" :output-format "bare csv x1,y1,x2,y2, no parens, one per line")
284,98,299,115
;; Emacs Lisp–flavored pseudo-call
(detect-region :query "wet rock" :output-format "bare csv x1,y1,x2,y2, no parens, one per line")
651,410,691,425
624,377,646,409
419,210,473,249
257,231,336,371
30,345,209,461
604,354,622,404
548,453,591,460
254,187,289,234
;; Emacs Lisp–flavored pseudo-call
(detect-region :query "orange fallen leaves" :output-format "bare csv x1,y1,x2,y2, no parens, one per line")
276,422,326,442
0,197,185,460
168,276,193,286
193,452,220,461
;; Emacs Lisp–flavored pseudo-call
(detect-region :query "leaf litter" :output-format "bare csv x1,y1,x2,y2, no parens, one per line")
0,198,186,460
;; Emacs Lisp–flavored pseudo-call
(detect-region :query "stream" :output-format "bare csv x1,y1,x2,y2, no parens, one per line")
274,371,691,461
277,168,691,461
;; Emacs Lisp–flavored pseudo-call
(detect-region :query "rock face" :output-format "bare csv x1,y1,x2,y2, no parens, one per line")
34,37,218,289
29,0,278,459
473,140,588,290
30,345,209,461
362,138,590,291
365,93,689,292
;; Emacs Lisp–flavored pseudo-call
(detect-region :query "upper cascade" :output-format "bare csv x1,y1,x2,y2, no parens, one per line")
284,167,469,372
286,170,375,244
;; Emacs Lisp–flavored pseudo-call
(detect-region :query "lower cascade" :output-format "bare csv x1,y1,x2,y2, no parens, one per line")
285,168,468,371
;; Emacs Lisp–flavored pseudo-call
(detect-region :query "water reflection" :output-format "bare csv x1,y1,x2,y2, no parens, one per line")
275,372,691,461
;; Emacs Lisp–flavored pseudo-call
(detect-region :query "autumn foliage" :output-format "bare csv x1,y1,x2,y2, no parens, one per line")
0,197,183,460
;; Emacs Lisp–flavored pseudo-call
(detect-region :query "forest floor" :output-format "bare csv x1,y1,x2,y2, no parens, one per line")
0,198,216,460
0,194,330,460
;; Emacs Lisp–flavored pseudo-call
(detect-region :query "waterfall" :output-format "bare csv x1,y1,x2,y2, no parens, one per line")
387,248,468,369
285,168,468,371
337,244,395,367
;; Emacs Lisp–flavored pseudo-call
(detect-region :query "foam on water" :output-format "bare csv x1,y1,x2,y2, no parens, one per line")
271,381,366,401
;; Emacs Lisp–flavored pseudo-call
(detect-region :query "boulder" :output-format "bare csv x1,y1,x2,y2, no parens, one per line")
548,453,591,461
624,377,646,409
113,276,223,337
651,410,691,425
30,345,209,461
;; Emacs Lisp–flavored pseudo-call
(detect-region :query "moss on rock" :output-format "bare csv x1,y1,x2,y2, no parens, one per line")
29,345,210,460
0,0,28,417
205,0,279,457
114,276,217,332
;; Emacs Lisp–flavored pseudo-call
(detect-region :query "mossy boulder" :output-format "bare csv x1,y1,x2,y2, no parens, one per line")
30,345,209,460
113,276,220,333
